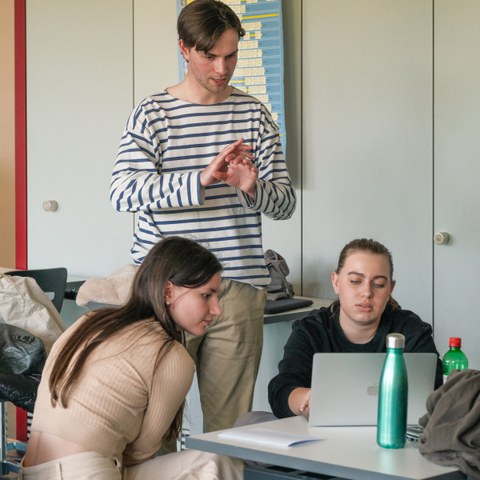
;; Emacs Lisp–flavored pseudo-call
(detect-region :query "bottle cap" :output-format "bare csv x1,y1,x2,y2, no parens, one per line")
449,337,462,348
386,333,405,349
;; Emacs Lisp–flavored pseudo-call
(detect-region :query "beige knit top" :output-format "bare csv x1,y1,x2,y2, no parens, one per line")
30,315,194,467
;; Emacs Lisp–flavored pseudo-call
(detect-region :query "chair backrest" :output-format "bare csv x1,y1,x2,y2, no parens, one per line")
5,268,68,313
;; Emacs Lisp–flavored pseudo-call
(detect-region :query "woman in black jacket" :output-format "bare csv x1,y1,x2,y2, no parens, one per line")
268,238,443,419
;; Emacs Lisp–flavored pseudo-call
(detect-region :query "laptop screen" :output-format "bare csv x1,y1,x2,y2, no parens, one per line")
308,352,437,427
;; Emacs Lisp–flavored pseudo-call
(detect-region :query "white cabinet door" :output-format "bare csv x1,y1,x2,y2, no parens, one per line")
434,0,480,368
26,0,133,277
302,0,434,321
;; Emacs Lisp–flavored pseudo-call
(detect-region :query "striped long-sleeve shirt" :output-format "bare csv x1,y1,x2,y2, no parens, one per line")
110,88,296,287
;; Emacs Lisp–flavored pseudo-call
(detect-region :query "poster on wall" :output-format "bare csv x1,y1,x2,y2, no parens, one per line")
177,0,286,150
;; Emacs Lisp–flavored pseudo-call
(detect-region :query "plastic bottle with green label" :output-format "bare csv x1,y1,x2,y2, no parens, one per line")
442,337,468,382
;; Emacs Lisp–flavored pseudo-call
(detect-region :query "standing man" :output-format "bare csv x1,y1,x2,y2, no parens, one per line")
110,0,296,434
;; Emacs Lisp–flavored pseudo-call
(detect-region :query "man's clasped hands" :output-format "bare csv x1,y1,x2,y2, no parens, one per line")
200,138,258,199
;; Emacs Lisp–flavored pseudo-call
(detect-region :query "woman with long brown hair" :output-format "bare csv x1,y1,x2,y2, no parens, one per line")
20,236,241,479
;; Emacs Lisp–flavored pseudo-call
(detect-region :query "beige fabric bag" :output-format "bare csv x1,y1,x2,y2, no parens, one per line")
76,264,137,307
0,274,67,354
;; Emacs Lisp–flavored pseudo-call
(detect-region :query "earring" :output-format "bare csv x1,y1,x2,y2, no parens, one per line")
165,301,170,306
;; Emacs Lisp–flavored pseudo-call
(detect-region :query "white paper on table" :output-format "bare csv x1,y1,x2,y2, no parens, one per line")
218,427,324,449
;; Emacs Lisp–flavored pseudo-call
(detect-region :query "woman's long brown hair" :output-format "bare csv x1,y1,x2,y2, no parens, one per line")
48,236,222,441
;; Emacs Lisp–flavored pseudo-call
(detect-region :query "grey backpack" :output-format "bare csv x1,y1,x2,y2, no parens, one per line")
264,249,294,301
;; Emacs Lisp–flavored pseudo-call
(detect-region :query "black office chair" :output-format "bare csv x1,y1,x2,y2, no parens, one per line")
5,268,67,313
0,267,67,474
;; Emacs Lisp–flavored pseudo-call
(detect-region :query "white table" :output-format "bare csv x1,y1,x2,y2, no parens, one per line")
186,416,464,480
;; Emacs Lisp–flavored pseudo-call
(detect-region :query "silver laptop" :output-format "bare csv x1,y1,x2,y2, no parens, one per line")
308,352,437,427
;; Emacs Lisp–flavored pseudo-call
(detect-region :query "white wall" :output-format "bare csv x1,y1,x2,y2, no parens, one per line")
300,0,480,367
433,0,480,368
133,0,179,102
303,0,433,319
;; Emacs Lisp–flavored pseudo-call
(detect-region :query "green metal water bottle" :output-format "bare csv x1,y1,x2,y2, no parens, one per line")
377,333,408,449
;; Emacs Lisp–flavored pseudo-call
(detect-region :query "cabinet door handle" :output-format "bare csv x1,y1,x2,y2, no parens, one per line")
43,200,59,212
433,232,451,245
